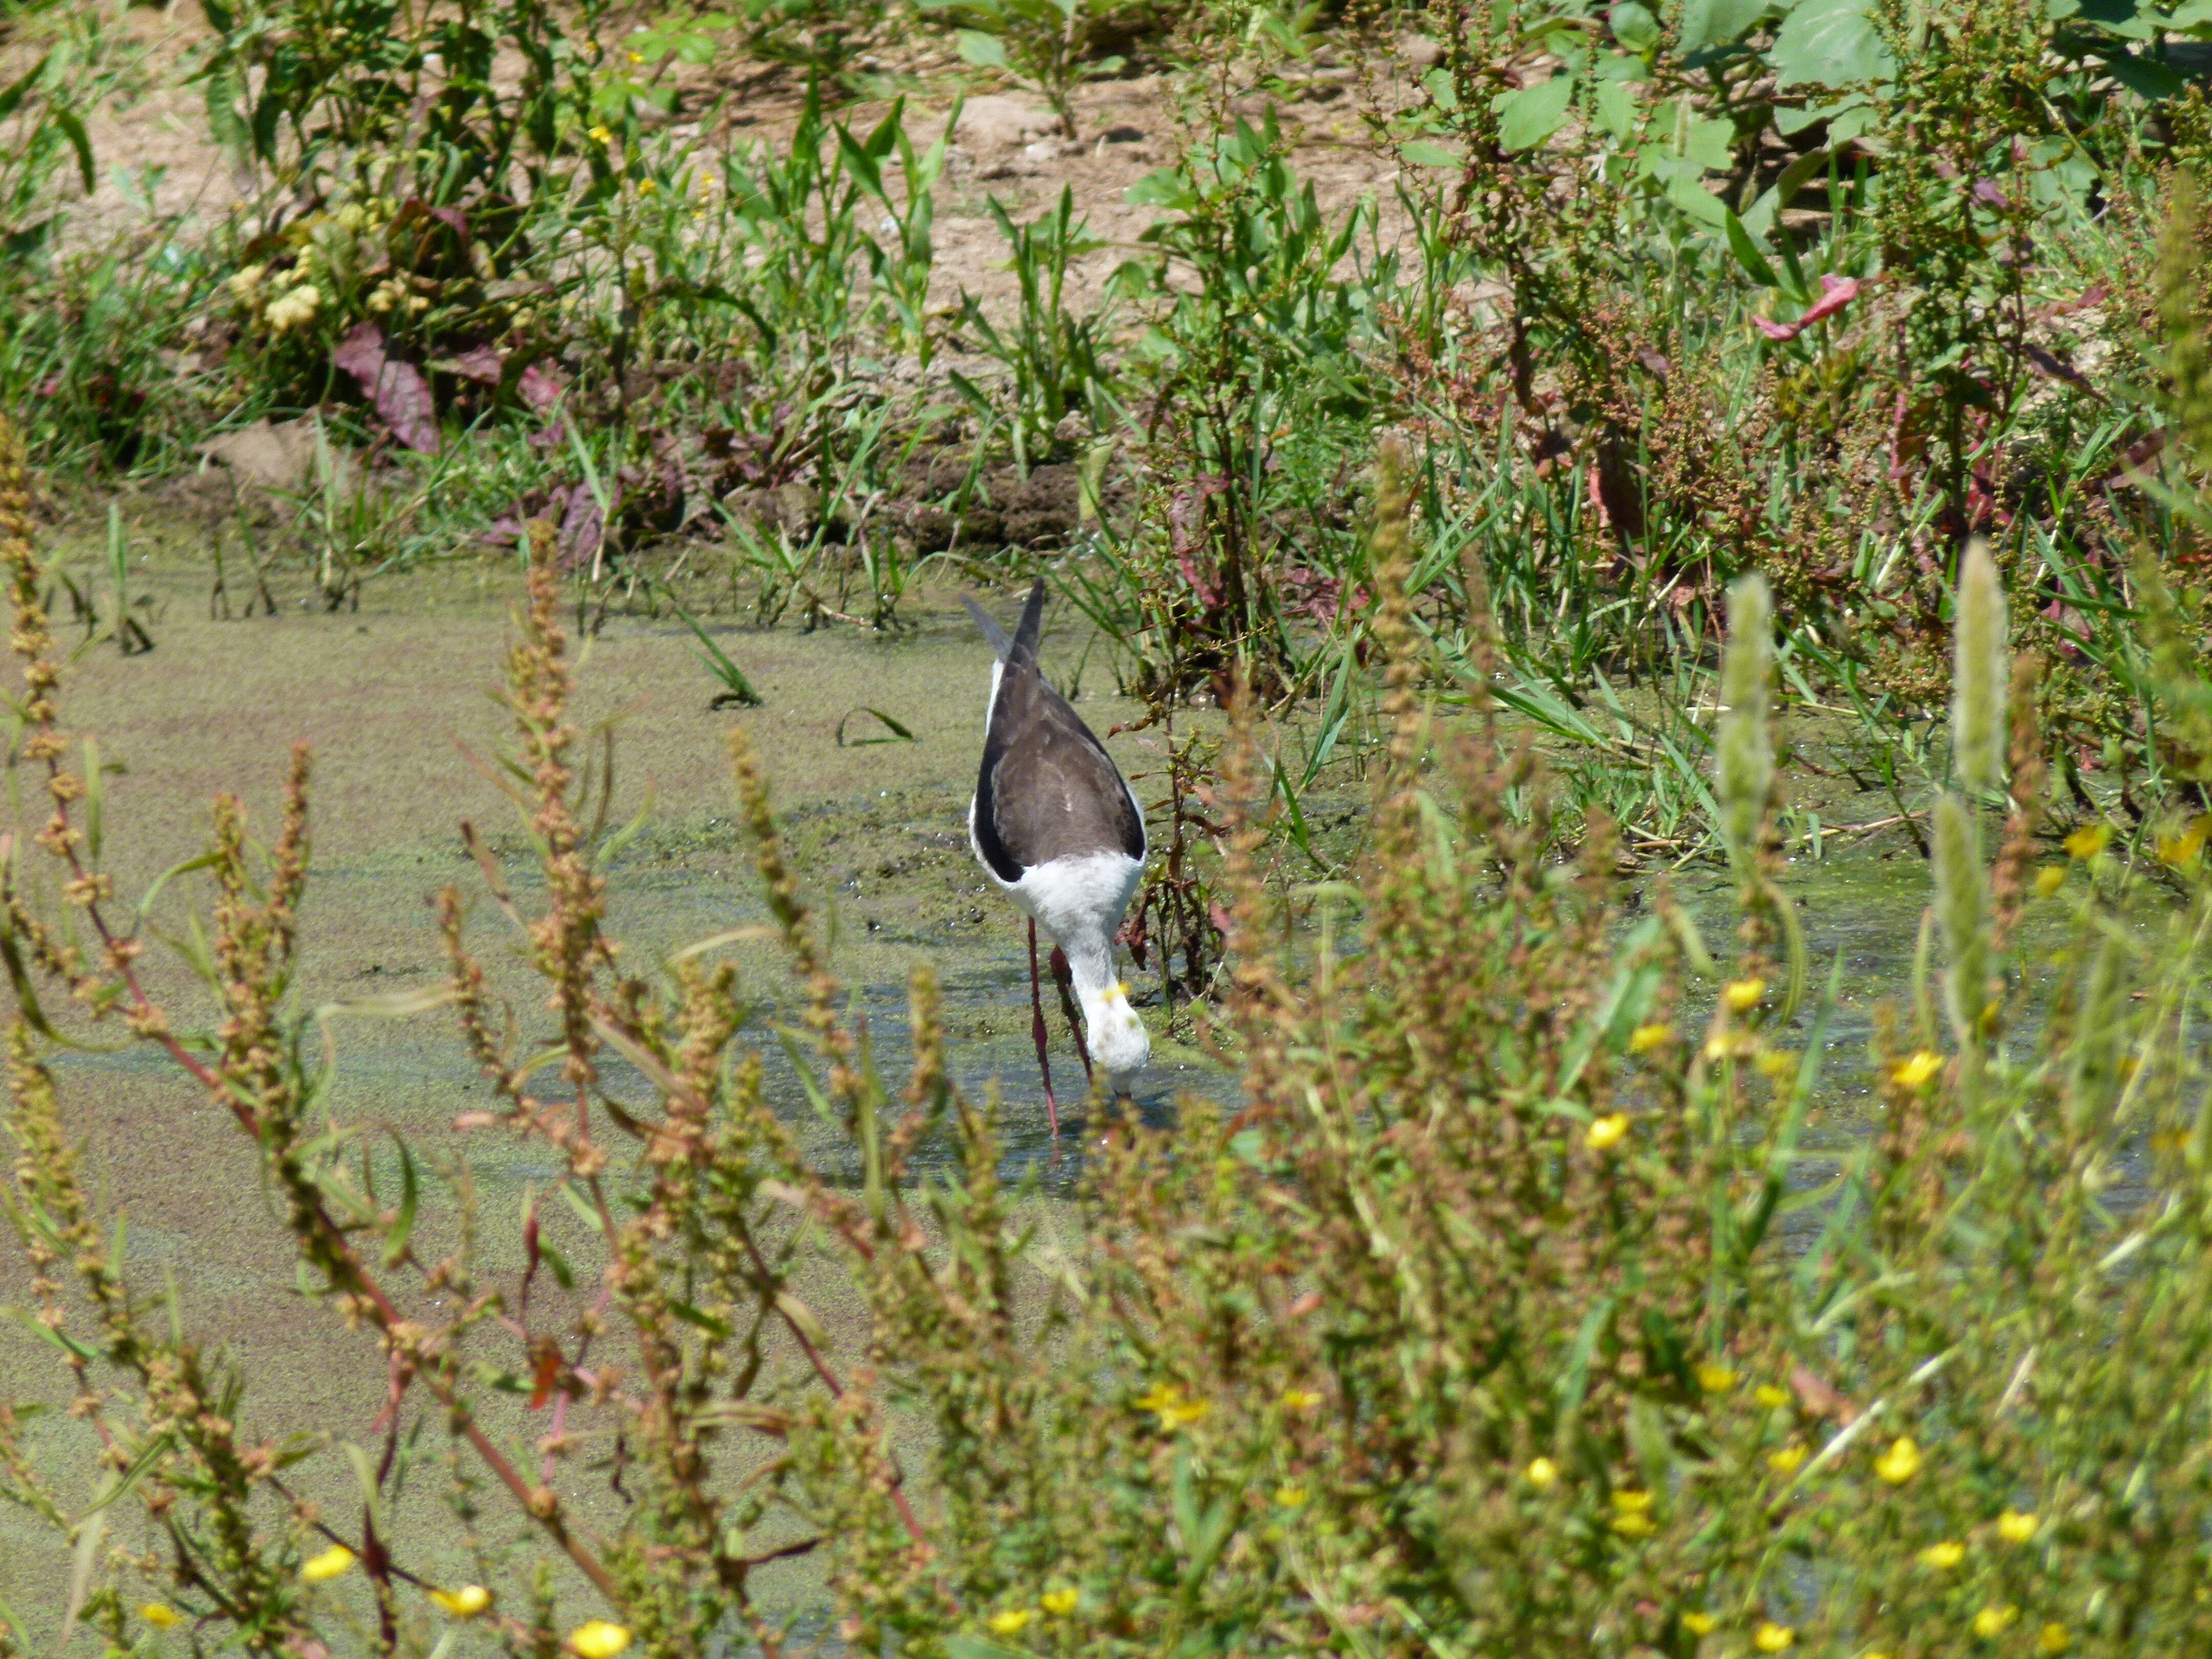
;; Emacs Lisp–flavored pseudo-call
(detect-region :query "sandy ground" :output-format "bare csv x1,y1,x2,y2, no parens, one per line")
19,2,1422,329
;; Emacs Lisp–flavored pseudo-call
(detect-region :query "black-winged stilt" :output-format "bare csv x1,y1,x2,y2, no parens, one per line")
964,578,1149,1133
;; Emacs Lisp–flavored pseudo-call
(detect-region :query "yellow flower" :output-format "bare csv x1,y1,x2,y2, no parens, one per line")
1274,1483,1309,1507
1696,1362,1739,1394
636,178,657,195
1891,1050,1943,1088
2034,864,2067,897
430,1585,491,1617
588,124,613,144
228,263,267,302
2157,817,2209,866
301,1545,355,1583
1874,1436,1923,1484
1585,1113,1629,1151
1754,1623,1795,1653
1525,1456,1559,1488
1766,1444,1807,1475
1919,1540,1966,1570
1280,1388,1322,1411
1040,1588,1079,1617
569,1622,632,1659
1996,1508,2037,1543
263,285,324,334
1629,1022,1672,1053
139,1604,183,1629
1755,1048,1797,1079
1974,1605,2019,1639
1724,977,1768,1012
626,49,644,62
1754,1384,1792,1409
2037,1625,2070,1654
2064,823,2110,860
1133,1383,1209,1429
987,1609,1034,1636
1681,1611,1716,1635
1609,1488,1655,1534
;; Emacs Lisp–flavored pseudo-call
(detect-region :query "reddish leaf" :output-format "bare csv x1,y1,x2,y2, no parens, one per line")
1753,274,1863,343
439,344,504,384
1798,272,1863,326
518,363,565,410
330,323,441,454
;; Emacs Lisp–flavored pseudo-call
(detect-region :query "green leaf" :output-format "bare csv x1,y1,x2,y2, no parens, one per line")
1665,171,1730,226
0,54,49,125
1493,72,1575,152
1594,77,1639,141
835,707,919,746
956,28,1009,67
1400,140,1463,167
1725,207,1780,286
382,1136,418,1267
2099,49,2185,100
1609,1,1663,51
1679,0,1771,51
1769,0,1896,88
1126,168,1197,210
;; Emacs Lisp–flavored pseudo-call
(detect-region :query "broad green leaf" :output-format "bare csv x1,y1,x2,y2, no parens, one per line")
2099,49,2184,100
955,28,1008,68
1666,171,1730,226
1609,1,1663,51
1126,169,1196,210
1493,72,1575,152
1400,140,1463,167
1679,0,1771,51
1769,0,1896,88
1594,77,1639,141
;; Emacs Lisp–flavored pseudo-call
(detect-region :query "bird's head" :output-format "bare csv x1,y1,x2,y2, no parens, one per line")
1089,980,1151,1091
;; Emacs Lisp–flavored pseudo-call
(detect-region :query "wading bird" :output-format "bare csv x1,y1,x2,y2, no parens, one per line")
964,579,1149,1134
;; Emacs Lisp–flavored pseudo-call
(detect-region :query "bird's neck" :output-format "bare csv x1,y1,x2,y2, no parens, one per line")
1060,930,1118,1015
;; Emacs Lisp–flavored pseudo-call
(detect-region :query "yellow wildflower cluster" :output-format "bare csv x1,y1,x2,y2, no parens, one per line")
430,1584,492,1617
1585,1112,1629,1151
1133,1381,1209,1429
232,197,402,337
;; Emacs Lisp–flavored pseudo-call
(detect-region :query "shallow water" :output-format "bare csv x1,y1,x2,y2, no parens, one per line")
0,547,2081,1641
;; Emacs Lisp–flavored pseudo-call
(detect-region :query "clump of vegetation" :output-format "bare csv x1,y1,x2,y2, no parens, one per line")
8,0,2212,1644
6,411,2212,1654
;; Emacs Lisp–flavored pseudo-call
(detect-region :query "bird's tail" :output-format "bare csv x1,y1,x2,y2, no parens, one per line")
962,579,1048,669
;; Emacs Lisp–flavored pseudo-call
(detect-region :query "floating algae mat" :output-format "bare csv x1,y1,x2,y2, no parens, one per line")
0,558,2078,1639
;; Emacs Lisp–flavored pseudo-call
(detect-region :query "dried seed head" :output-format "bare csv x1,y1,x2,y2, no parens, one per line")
1951,538,2008,795
1718,574,1774,868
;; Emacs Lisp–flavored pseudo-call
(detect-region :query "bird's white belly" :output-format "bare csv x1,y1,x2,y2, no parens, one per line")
989,847,1144,948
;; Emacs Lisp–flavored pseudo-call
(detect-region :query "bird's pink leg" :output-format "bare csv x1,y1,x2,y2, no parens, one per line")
1028,918,1059,1137
1048,946,1094,1082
